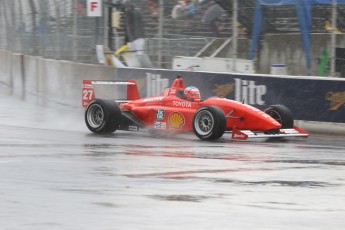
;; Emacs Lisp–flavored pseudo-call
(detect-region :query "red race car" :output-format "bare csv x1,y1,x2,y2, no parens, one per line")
82,75,308,140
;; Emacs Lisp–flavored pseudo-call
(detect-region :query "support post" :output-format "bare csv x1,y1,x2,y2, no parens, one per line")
73,0,78,61
157,0,164,68
104,4,109,50
232,0,238,72
330,0,337,77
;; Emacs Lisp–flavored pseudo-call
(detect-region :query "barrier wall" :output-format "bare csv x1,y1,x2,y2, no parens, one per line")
0,50,116,107
0,50,12,95
116,68,345,123
1,50,345,134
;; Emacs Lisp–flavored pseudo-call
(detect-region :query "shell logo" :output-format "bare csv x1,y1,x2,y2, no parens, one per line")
168,112,185,129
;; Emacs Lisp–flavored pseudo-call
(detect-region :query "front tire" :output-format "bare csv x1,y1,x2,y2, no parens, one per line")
264,104,294,128
85,99,122,133
193,106,226,140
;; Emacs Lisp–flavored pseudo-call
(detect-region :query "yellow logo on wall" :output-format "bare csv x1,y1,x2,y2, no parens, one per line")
326,92,345,110
213,83,235,98
169,112,185,129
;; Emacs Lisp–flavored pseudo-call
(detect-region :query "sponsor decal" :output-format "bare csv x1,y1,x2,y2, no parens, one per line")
129,126,138,131
233,133,246,139
156,110,165,120
172,101,192,108
280,129,298,134
231,128,248,140
140,96,164,103
326,91,345,110
168,112,185,129
83,84,93,89
235,78,267,105
154,122,166,129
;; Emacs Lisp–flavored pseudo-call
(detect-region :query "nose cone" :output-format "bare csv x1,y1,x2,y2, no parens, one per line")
254,112,282,130
231,107,282,131
202,98,283,131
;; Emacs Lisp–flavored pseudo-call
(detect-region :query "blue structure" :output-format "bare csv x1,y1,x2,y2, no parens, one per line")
250,0,345,71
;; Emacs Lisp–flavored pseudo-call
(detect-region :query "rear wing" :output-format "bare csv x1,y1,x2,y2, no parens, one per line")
82,80,140,108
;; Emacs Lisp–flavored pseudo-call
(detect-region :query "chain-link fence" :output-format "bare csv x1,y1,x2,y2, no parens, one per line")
1,0,345,76
0,0,230,64
0,0,104,63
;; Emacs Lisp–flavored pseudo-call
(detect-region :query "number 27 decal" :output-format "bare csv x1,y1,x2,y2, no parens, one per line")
82,89,94,100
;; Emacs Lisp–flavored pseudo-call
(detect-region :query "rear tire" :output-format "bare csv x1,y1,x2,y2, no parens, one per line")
85,99,122,133
264,104,294,128
193,106,226,140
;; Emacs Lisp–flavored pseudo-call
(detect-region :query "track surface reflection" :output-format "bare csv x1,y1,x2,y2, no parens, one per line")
1,95,345,230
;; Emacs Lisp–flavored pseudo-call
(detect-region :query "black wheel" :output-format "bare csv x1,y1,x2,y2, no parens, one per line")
264,104,294,128
85,99,122,133
193,106,226,140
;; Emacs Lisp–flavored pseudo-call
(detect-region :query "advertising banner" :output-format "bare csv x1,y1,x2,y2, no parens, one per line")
116,68,345,123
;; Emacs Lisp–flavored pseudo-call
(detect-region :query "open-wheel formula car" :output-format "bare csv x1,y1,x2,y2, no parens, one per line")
82,75,308,140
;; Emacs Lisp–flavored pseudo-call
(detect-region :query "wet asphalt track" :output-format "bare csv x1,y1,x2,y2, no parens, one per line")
1,94,345,230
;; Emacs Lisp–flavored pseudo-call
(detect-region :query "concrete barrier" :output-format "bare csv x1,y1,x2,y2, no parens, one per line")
27,57,116,107
11,53,25,99
295,120,345,136
24,55,40,103
0,50,12,94
0,50,116,108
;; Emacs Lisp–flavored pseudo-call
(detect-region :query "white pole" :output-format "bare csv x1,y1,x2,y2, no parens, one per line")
73,0,78,61
104,4,109,50
157,0,164,68
232,0,238,72
330,0,337,77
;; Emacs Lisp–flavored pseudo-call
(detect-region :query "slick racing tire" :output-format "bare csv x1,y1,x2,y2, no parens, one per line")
85,99,122,134
264,104,294,128
193,106,226,140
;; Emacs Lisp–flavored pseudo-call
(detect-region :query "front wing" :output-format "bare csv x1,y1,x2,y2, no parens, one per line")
230,126,309,141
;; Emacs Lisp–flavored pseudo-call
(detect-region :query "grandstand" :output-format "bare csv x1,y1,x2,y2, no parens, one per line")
125,0,343,69
118,0,237,68
1,0,344,75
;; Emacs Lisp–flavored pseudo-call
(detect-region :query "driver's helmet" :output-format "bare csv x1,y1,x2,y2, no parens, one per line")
184,86,201,101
